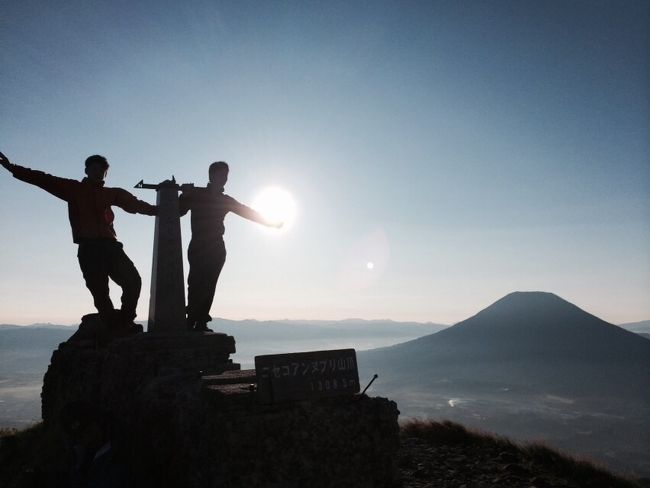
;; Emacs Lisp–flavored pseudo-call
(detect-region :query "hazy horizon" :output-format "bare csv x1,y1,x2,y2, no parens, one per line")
3,314,649,328
1,291,647,327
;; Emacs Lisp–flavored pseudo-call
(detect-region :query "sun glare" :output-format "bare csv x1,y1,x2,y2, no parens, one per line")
252,186,297,232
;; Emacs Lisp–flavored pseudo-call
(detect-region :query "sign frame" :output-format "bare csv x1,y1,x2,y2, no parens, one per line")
255,349,360,404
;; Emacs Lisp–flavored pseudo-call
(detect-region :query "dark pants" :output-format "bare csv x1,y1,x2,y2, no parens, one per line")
77,239,142,325
186,238,226,325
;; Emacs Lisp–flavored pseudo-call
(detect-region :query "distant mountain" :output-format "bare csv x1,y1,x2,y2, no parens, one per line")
214,318,446,343
359,292,650,398
0,325,74,350
0,318,443,380
0,319,444,353
619,320,650,334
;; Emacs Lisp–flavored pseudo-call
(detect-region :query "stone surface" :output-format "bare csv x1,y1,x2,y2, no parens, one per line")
41,330,239,424
129,375,399,488
40,331,400,488
198,387,399,488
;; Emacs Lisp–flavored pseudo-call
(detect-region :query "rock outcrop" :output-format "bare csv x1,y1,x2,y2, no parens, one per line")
40,320,400,488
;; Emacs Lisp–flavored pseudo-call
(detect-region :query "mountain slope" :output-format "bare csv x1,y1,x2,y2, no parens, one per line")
359,292,650,397
620,320,650,334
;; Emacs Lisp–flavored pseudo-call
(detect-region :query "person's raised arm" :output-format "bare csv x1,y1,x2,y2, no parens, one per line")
227,196,283,228
178,185,194,217
114,189,158,216
0,151,76,201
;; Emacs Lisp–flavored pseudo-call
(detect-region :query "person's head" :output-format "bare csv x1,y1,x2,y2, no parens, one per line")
84,155,109,183
208,161,229,188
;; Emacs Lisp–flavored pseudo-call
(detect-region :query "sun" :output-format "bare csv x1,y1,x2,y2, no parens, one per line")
251,186,298,232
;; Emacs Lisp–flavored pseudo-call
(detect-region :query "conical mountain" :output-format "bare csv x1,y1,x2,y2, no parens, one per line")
406,291,648,360
359,292,650,397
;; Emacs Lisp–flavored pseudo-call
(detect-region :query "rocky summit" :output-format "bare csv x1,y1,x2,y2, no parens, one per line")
33,316,401,488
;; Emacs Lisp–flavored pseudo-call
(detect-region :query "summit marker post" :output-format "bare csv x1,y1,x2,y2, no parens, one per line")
135,177,192,333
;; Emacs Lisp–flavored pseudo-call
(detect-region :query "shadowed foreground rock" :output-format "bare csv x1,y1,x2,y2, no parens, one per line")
40,322,400,488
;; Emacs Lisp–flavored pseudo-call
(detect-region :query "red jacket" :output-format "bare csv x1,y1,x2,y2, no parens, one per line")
10,164,157,243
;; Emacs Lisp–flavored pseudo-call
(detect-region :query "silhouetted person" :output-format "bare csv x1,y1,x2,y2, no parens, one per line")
0,151,156,333
179,161,281,332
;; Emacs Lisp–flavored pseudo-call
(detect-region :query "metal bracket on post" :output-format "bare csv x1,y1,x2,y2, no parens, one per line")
134,176,179,191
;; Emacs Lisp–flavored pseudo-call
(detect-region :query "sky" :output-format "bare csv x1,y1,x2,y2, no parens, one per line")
1,0,648,325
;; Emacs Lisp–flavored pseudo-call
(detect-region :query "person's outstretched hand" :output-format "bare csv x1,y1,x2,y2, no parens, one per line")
0,152,13,171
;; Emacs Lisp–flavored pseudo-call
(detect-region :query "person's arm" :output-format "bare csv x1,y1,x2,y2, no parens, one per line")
227,195,283,228
113,189,158,216
178,186,192,217
0,151,76,201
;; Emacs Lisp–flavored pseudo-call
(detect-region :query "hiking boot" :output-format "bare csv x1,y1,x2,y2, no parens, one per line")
111,321,143,339
129,322,144,334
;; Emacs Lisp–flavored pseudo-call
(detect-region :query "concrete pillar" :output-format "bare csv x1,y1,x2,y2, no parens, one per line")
148,181,186,333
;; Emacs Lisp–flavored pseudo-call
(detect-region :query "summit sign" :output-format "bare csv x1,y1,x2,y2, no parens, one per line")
255,349,360,404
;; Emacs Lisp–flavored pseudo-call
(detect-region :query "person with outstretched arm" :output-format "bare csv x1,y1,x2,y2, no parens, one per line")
179,161,281,332
0,151,157,335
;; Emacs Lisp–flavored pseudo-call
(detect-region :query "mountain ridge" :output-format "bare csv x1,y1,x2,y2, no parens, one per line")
372,291,648,361
357,291,650,477
359,291,650,398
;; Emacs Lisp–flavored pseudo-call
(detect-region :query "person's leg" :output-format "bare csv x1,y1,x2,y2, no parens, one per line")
77,242,114,323
106,242,142,324
187,240,226,331
195,246,226,331
186,240,204,329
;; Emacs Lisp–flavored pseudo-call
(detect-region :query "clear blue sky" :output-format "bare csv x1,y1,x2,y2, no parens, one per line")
1,0,648,325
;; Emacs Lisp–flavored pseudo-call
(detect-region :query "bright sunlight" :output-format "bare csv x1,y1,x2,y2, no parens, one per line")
251,186,298,232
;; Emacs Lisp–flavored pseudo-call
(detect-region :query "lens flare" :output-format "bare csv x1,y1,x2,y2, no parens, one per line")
251,186,297,232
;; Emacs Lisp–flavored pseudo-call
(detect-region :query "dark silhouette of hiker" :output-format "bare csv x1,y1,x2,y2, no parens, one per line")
0,151,156,334
179,161,281,332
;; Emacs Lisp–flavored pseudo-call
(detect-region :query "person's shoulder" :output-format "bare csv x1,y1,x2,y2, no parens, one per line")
183,185,209,197
102,184,127,192
222,193,240,206
104,186,136,199
52,176,82,188
179,186,208,208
